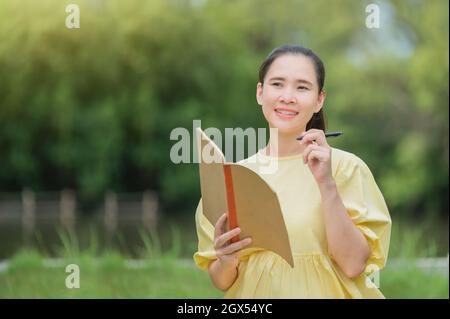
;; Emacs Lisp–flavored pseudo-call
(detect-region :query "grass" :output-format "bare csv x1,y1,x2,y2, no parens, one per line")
0,249,222,298
382,264,448,299
0,227,223,298
0,218,448,298
0,249,447,298
388,215,448,259
380,216,449,298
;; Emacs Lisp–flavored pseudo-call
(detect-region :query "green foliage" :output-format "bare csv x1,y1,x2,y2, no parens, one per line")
0,220,448,298
0,0,447,219
382,265,449,299
0,249,447,298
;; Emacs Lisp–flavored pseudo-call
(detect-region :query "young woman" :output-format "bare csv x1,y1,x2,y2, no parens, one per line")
194,45,392,298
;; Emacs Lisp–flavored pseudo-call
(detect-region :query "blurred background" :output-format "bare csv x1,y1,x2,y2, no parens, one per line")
0,0,448,298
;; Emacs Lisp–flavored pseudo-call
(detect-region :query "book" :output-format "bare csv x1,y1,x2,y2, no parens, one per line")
195,127,294,267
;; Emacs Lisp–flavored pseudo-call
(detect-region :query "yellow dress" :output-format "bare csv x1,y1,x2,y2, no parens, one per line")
193,148,392,299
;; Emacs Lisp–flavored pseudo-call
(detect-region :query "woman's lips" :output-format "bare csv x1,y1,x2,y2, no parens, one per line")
274,108,299,120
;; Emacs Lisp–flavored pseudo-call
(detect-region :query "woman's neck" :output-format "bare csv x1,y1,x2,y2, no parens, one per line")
263,130,306,158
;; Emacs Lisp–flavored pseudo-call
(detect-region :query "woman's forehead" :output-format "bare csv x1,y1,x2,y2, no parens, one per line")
266,54,316,82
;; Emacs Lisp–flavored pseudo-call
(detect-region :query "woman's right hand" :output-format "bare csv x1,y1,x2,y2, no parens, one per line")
213,212,252,269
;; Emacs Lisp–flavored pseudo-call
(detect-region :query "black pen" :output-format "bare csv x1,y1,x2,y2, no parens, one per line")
296,131,343,141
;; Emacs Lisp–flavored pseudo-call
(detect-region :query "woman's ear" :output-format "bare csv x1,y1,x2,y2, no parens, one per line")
315,90,326,113
256,82,263,106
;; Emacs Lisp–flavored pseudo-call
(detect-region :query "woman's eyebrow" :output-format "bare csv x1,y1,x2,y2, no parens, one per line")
296,79,313,86
268,77,313,86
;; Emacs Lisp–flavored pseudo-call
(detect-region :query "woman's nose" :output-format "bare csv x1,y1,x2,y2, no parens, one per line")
279,91,297,104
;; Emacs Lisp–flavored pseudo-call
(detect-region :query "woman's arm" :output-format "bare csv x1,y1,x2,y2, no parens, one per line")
208,258,238,291
300,129,370,279
319,179,370,279
208,213,252,291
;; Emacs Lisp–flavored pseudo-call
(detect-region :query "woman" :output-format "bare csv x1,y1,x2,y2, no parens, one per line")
194,45,392,298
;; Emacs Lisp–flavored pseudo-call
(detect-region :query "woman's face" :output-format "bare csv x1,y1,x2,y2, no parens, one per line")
256,54,326,135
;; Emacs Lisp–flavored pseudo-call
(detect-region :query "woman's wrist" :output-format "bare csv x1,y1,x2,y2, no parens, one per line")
317,178,337,197
217,256,239,271
209,258,239,291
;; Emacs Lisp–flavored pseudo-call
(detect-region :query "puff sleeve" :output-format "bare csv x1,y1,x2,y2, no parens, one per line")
193,198,218,272
334,153,392,273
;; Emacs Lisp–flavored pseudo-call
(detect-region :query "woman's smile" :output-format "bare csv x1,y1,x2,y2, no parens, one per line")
274,107,299,120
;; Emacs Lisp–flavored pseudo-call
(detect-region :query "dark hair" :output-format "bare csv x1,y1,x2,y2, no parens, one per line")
258,45,327,131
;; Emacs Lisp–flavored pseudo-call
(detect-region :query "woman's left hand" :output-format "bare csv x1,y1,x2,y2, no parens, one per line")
299,129,334,186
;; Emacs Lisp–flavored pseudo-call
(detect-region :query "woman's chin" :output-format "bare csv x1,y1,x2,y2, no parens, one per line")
269,120,303,135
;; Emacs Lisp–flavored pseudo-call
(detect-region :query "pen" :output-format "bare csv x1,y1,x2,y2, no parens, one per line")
296,131,343,141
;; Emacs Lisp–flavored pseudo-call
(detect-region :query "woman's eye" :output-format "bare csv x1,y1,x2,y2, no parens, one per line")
298,86,308,90
272,82,281,87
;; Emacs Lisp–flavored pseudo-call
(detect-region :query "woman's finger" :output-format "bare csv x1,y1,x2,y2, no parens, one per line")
214,213,228,239
214,227,241,249
299,129,328,147
303,144,326,164
306,149,329,163
218,237,252,256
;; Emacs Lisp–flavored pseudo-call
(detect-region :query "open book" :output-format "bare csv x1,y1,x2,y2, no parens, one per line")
195,127,294,267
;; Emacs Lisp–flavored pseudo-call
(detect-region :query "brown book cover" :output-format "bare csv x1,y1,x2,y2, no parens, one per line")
196,127,294,267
